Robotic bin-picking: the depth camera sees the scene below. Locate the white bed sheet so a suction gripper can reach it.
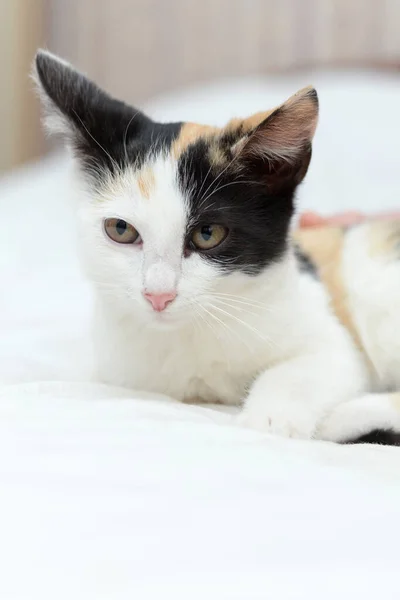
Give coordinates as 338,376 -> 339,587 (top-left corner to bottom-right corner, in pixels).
1,72 -> 400,599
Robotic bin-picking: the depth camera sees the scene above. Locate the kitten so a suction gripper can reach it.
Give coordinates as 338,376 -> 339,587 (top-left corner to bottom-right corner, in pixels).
34,50 -> 400,443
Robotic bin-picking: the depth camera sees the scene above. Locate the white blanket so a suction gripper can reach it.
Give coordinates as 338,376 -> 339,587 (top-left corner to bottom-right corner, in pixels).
1,72 -> 400,599
1,382 -> 400,600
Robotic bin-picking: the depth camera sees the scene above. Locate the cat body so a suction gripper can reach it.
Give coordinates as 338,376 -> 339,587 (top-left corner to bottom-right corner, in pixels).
35,50 -> 400,443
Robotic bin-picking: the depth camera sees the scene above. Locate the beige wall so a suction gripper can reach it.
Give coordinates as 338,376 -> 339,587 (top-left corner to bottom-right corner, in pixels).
0,0 -> 44,173
1,0 -> 399,174
49,0 -> 400,107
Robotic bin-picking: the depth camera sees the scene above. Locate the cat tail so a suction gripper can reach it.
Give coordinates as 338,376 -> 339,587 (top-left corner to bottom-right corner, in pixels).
317,392 -> 400,446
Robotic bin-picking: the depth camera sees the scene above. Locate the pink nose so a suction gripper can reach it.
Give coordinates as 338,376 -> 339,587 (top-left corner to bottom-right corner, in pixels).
143,291 -> 176,312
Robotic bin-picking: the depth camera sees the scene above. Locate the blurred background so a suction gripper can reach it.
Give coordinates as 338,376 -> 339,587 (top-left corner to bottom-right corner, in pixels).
1,0 -> 400,175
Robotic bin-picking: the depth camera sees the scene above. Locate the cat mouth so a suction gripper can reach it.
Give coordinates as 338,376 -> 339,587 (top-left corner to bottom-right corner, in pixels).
145,304 -> 191,329
148,313 -> 182,330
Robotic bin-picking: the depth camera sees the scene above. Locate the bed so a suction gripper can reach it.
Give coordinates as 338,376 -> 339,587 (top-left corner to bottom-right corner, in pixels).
1,71 -> 400,600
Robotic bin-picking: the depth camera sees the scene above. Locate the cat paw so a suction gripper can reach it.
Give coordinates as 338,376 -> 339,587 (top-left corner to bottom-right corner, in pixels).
237,401 -> 316,439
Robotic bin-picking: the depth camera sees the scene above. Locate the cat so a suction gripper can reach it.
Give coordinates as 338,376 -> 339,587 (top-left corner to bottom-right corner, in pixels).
34,50 -> 400,444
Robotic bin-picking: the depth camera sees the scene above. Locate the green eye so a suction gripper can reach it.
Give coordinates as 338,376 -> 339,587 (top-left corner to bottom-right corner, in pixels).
191,224 -> 228,250
104,218 -> 141,244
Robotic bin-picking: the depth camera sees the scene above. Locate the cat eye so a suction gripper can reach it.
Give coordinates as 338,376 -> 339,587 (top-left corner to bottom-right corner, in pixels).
104,218 -> 141,244
191,224 -> 228,250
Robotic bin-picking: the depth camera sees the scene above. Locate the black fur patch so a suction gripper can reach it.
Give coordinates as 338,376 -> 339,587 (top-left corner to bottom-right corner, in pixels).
294,245 -> 318,278
344,429 -> 400,446
35,52 -> 182,179
177,139 -> 298,275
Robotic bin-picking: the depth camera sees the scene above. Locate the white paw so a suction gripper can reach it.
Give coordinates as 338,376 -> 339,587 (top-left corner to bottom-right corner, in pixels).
237,400 -> 316,439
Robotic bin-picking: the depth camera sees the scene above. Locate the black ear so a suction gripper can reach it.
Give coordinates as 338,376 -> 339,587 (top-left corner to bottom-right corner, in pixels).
232,87 -> 319,192
33,50 -> 150,176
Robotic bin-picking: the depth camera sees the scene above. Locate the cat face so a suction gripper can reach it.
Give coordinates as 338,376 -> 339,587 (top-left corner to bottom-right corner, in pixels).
35,50 -> 318,326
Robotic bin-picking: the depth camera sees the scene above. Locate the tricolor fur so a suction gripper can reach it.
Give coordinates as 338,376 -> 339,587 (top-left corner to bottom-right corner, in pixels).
34,50 -> 400,445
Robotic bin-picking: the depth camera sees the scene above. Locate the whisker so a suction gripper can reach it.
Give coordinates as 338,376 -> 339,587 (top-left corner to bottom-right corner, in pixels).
123,110 -> 141,168
202,303 -> 255,355
199,308 -> 240,365
192,303 -> 221,340
196,133 -> 259,208
193,301 -> 236,368
198,179 -> 244,210
198,152 -> 241,206
72,110 -> 121,175
191,307 -> 202,335
195,161 -> 214,200
208,302 -> 278,350
207,297 -> 263,318
210,292 -> 275,311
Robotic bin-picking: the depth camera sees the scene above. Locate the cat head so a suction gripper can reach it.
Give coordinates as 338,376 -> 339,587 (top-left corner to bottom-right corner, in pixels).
34,50 -> 318,326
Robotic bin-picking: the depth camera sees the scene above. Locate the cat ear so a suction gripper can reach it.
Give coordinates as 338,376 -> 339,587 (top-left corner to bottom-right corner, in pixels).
231,87 -> 318,190
33,49 -> 148,174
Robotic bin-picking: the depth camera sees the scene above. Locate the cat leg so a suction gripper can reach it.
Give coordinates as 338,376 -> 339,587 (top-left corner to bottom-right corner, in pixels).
238,351 -> 367,439
317,392 -> 400,443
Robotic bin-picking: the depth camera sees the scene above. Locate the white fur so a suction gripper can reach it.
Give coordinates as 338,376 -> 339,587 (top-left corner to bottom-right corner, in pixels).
239,222 -> 400,439
318,393 -> 400,442
74,153 -> 372,439
315,223 -> 400,440
342,224 -> 400,391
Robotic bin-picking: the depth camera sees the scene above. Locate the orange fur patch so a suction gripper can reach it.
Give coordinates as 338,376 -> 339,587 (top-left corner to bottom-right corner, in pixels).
171,86 -> 317,167
367,221 -> 400,259
207,144 -> 228,167
172,122 -> 219,159
294,226 -> 364,352
137,167 -> 155,199
225,111 -> 273,134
